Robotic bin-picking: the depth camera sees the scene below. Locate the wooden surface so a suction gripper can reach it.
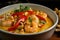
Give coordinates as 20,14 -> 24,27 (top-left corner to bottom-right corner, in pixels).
49,33 -> 60,40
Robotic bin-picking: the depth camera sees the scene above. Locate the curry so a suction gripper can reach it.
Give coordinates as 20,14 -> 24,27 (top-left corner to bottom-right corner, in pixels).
0,5 -> 53,34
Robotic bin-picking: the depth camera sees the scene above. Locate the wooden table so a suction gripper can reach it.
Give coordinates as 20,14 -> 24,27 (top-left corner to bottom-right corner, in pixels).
49,33 -> 60,40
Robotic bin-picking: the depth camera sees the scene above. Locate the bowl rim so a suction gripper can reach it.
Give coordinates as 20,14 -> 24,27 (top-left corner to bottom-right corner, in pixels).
0,3 -> 58,35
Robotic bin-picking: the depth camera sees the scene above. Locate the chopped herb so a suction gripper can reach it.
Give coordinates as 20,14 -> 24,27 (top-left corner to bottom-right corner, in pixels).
20,5 -> 23,9
14,5 -> 30,12
19,5 -> 24,12
24,6 -> 30,11
28,17 -> 32,22
14,9 -> 19,12
40,20 -> 46,24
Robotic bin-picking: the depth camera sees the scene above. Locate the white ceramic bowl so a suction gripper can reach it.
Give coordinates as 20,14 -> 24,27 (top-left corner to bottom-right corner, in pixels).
0,3 -> 58,40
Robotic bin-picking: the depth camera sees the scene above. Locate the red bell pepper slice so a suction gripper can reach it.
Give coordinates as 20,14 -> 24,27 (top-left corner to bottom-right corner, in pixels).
12,11 -> 34,17
8,15 -> 27,31
12,12 -> 24,17
36,15 -> 46,21
27,11 -> 34,16
36,15 -> 46,27
8,19 -> 21,31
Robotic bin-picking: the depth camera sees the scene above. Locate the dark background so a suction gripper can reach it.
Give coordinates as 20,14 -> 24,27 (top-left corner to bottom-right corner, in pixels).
0,0 -> 60,10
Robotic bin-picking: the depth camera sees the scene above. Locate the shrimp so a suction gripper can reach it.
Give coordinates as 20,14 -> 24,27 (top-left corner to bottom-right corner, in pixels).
1,16 -> 14,27
24,23 -> 39,33
24,24 -> 31,33
24,15 -> 39,33
2,20 -> 13,27
31,15 -> 39,24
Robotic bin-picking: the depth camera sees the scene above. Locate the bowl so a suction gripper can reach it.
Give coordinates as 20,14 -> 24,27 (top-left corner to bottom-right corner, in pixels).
0,3 -> 58,40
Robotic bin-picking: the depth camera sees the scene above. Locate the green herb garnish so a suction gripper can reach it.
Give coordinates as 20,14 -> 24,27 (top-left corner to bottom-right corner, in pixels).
19,5 -> 24,12
14,9 -> 19,12
20,5 -> 23,9
14,5 -> 30,12
24,6 -> 30,11
28,17 -> 32,22
40,20 -> 46,24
